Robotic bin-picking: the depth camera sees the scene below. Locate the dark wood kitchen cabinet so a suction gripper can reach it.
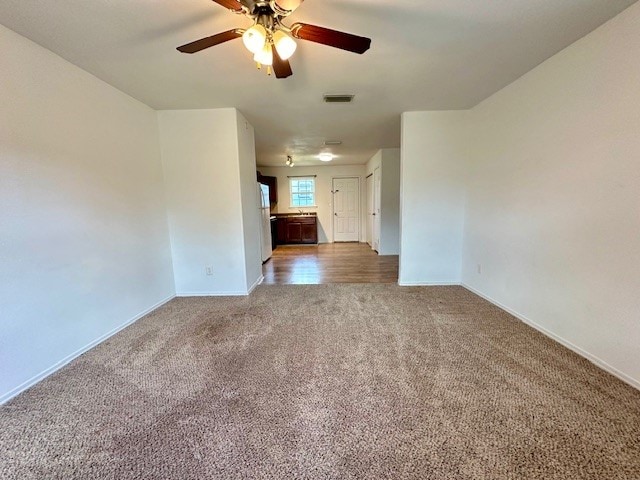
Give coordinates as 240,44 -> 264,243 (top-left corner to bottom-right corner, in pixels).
275,216 -> 317,245
286,222 -> 303,243
276,217 -> 288,243
257,173 -> 278,206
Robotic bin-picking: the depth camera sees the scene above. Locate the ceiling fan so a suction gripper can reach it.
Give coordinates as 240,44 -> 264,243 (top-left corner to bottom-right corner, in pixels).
177,0 -> 371,79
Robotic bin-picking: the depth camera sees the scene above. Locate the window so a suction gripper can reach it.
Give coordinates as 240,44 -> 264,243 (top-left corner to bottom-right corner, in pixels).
290,177 -> 316,207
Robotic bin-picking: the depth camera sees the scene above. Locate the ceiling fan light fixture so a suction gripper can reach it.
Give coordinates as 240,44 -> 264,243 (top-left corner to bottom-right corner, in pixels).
242,24 -> 267,54
177,1 -> 372,80
318,153 -> 334,162
273,30 -> 297,60
254,42 -> 274,66
272,0 -> 304,15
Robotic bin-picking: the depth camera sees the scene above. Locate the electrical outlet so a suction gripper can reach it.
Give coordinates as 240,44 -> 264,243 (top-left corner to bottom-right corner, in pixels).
205,266 -> 214,276
477,264 -> 482,275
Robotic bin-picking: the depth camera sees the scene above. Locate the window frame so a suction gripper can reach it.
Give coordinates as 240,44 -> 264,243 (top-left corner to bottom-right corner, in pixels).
289,176 -> 317,208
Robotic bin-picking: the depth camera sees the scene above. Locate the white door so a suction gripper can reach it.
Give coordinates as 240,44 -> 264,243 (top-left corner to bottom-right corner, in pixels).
372,167 -> 381,252
366,174 -> 374,247
333,177 -> 360,242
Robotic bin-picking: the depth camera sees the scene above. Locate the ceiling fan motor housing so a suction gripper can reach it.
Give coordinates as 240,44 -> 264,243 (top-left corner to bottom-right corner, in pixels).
243,1 -> 289,18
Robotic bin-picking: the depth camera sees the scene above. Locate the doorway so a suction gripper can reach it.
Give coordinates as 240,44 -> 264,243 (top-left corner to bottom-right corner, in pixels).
261,166 -> 399,285
332,177 -> 360,242
371,167 -> 381,252
366,174 -> 374,246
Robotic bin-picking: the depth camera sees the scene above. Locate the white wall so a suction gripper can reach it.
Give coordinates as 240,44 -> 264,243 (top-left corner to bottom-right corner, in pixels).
380,149 -> 401,256
366,149 -> 401,255
236,111 -> 263,291
400,3 -> 640,387
462,2 -> 640,387
399,112 -> 468,285
0,25 -> 175,402
259,164 -> 367,244
158,108 -> 261,296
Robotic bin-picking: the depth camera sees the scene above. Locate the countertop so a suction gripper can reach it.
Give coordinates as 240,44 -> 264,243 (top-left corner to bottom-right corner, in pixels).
272,213 -> 317,217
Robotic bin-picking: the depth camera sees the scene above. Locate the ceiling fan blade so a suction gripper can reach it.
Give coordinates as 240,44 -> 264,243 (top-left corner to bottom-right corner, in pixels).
177,29 -> 243,54
272,48 -> 293,79
211,0 -> 243,12
291,23 -> 371,54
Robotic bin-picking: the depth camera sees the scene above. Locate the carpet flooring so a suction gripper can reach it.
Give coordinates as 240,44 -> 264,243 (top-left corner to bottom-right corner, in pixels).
1,285 -> 639,479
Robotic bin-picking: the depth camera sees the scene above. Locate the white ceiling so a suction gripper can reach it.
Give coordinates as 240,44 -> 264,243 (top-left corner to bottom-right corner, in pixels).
1,0 -> 635,167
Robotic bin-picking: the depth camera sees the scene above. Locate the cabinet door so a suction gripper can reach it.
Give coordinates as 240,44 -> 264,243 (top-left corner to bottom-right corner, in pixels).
266,177 -> 278,205
301,223 -> 317,244
286,222 -> 302,243
276,218 -> 288,244
258,175 -> 278,206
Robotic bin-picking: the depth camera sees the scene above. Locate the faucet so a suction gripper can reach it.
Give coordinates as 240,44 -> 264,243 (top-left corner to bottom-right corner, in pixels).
298,209 -> 304,214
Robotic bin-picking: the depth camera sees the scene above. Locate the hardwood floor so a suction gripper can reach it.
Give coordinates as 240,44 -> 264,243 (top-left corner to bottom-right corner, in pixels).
262,243 -> 399,284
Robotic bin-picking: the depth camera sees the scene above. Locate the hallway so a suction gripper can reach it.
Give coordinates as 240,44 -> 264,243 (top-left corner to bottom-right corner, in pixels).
262,243 -> 398,285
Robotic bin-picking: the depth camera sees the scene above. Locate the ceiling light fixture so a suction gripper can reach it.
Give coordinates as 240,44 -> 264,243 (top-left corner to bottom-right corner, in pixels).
273,30 -> 297,60
254,42 -> 274,67
318,153 -> 334,162
242,24 -> 267,54
243,16 -> 297,76
286,155 -> 295,167
177,1 -> 372,80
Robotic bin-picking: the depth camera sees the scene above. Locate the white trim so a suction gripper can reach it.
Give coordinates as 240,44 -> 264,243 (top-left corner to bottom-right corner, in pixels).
365,173 -> 375,249
398,281 -> 461,286
0,294 -> 176,405
372,166 -> 381,252
289,176 -> 316,208
462,283 -> 640,391
177,292 -> 250,297
176,276 -> 263,297
247,275 -> 264,294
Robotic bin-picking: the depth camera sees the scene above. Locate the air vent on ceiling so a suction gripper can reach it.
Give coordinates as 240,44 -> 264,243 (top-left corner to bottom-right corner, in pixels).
323,94 -> 355,103
324,140 -> 343,146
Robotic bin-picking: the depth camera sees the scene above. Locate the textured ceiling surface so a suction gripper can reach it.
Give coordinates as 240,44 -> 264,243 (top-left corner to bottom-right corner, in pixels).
0,0 -> 636,166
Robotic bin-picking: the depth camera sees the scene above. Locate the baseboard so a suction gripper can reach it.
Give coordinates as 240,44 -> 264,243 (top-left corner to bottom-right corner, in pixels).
0,294 -> 176,405
461,283 -> 640,391
177,276 -> 264,298
248,275 -> 264,294
177,292 -> 251,297
398,281 -> 461,286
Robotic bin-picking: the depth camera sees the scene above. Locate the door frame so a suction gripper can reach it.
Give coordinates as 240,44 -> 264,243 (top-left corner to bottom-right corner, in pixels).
331,176 -> 361,243
366,173 -> 374,247
372,166 -> 381,252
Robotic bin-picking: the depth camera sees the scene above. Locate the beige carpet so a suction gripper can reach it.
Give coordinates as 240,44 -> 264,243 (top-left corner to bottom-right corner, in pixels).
1,285 -> 639,479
